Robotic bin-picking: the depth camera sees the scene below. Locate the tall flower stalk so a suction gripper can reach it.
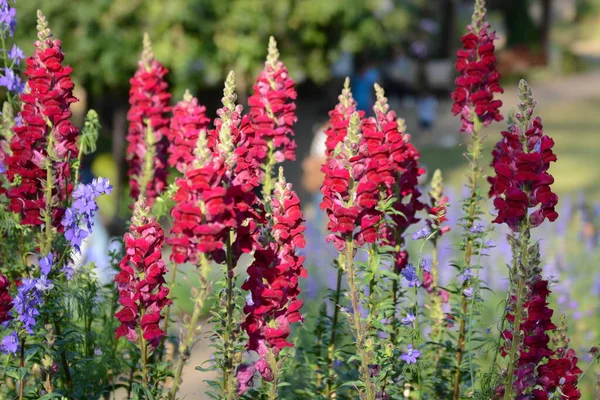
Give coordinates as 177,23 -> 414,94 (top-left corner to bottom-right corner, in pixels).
126,33 -> 171,206
240,167 -> 306,398
319,78 -> 358,396
5,10 -> 79,229
248,36 -> 297,199
449,0 -> 503,397
486,80 -> 581,399
321,111 -> 377,399
115,198 -> 171,383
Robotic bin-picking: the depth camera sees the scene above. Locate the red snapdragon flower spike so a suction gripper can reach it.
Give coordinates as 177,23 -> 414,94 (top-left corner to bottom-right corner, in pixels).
450,0 -> 503,133
248,37 -> 298,163
501,279 -> 582,398
488,82 -> 558,231
0,274 -> 12,324
169,73 -> 261,265
167,90 -> 211,173
323,77 -> 362,157
115,199 -> 171,349
126,34 -> 171,205
168,153 -> 236,264
372,86 -> 425,272
5,12 -> 79,227
242,168 -> 306,379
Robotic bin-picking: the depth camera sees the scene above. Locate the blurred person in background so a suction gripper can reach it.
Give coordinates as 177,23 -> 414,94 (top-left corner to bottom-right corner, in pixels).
351,52 -> 381,114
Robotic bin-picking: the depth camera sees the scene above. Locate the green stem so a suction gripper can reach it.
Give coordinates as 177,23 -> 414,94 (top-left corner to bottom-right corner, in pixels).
222,230 -> 237,400
467,232 -> 486,389
18,338 -> 24,400
139,316 -> 149,383
170,256 -> 210,400
503,228 -> 530,400
262,140 -> 276,200
161,262 -> 179,360
325,263 -> 344,398
345,239 -> 375,400
451,120 -> 482,400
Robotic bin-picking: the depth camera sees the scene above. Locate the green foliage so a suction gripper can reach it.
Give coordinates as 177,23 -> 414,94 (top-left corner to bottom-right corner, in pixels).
14,0 -> 413,96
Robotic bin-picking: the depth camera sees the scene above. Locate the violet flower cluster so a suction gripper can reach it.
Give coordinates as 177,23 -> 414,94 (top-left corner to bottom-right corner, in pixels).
61,177 -> 113,252
0,0 -> 23,94
61,177 -> 112,278
11,253 -> 54,341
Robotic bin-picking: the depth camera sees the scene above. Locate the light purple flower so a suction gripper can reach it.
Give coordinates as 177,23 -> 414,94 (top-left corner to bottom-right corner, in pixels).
401,344 -> 420,364
463,287 -> 474,298
39,253 -> 53,276
461,268 -> 474,283
0,67 -> 23,93
470,223 -> 485,234
412,226 -> 431,241
0,331 -> 19,354
401,264 -> 420,287
8,44 -> 23,65
0,0 -> 16,36
593,274 -> 600,296
61,178 -> 112,270
401,313 -> 415,326
13,278 -> 42,333
0,160 -> 5,174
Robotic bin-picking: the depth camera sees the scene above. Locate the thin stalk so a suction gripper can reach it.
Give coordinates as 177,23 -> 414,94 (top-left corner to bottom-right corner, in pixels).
54,319 -> 73,390
139,315 -> 149,383
451,120 -> 482,400
325,262 -> 344,398
345,239 -> 375,400
262,140 -> 276,200
222,230 -> 237,400
266,349 -> 280,400
467,234 -> 486,389
503,228 -> 530,400
170,256 -> 210,400
18,338 -> 24,400
161,262 -> 179,360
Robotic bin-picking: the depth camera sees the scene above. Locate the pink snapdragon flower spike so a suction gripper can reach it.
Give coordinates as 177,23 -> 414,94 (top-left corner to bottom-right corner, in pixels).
242,168 -> 306,380
5,11 -> 79,227
248,37 -> 297,164
450,0 -> 503,133
115,198 -> 171,349
167,90 -> 211,173
126,33 -> 171,205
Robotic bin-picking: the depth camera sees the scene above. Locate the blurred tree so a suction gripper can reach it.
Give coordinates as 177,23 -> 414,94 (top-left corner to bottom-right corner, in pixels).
14,0 -> 417,98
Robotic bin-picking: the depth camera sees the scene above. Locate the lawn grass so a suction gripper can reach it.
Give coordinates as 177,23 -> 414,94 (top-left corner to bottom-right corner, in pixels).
419,96 -> 600,201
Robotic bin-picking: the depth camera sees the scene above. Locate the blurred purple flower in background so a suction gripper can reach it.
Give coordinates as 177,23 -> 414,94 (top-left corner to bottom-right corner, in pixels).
0,0 -> 16,36
7,43 -> 23,64
401,313 -> 415,326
